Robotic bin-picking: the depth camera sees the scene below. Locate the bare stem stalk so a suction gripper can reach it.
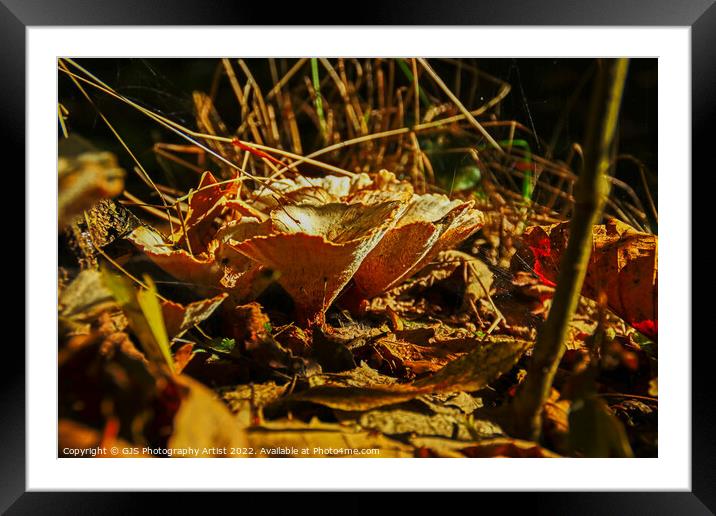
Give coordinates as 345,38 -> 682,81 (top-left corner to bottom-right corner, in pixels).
511,58 -> 630,441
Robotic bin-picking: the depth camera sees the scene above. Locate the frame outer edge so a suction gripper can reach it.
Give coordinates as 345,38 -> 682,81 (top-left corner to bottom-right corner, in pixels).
0,0 -> 27,513
692,1 -> 716,513
0,0 -> 714,26
4,0 -> 712,511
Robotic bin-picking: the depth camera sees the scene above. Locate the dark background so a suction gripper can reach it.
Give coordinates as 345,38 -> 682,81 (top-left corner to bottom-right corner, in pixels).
58,58 -> 657,217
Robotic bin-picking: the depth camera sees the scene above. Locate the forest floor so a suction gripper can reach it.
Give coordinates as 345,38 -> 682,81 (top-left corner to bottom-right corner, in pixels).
57,58 -> 658,458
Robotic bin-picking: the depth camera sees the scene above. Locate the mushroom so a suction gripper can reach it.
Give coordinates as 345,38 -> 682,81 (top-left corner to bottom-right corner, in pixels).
128,220 -> 265,302
349,194 -> 484,300
232,201 -> 405,326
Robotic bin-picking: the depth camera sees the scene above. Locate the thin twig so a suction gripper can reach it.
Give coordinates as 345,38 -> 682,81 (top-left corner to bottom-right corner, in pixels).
417,58 -> 503,154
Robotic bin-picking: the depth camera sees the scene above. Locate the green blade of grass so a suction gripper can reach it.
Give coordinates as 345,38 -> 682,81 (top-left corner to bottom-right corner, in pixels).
311,58 -> 327,141
102,268 -> 174,372
397,58 -> 431,108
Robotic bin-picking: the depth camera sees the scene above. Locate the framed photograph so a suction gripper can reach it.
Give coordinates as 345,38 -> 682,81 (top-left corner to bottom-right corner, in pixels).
6,0 -> 710,512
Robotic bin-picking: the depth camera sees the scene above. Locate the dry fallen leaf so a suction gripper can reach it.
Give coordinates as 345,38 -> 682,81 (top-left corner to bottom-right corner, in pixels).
366,250 -> 495,323
58,269 -> 117,328
372,333 -> 479,375
58,150 -> 125,227
333,392 -> 499,441
221,381 -> 288,427
514,218 -> 657,339
168,375 -> 250,456
161,293 -> 228,340
344,407 -> 479,441
181,171 -> 240,254
58,419 -> 148,457
246,418 -> 415,457
290,336 -> 530,411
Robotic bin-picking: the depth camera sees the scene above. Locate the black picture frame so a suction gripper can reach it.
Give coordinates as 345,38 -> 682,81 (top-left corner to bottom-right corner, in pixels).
4,1 -> 710,513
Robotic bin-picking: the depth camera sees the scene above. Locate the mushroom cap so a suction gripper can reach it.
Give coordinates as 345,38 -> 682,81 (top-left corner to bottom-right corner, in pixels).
181,171 -> 239,253
233,201 -> 406,325
351,194 -> 484,299
251,173 -> 373,211
128,222 -> 264,302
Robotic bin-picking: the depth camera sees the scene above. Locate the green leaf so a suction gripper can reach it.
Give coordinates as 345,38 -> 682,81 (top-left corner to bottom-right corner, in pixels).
207,337 -> 237,355
136,275 -> 173,368
101,268 -> 174,372
450,165 -> 482,192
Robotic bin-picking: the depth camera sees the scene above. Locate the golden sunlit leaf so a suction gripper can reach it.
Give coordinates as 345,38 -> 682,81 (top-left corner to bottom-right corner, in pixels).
168,375 -> 250,456
251,173 -> 373,212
